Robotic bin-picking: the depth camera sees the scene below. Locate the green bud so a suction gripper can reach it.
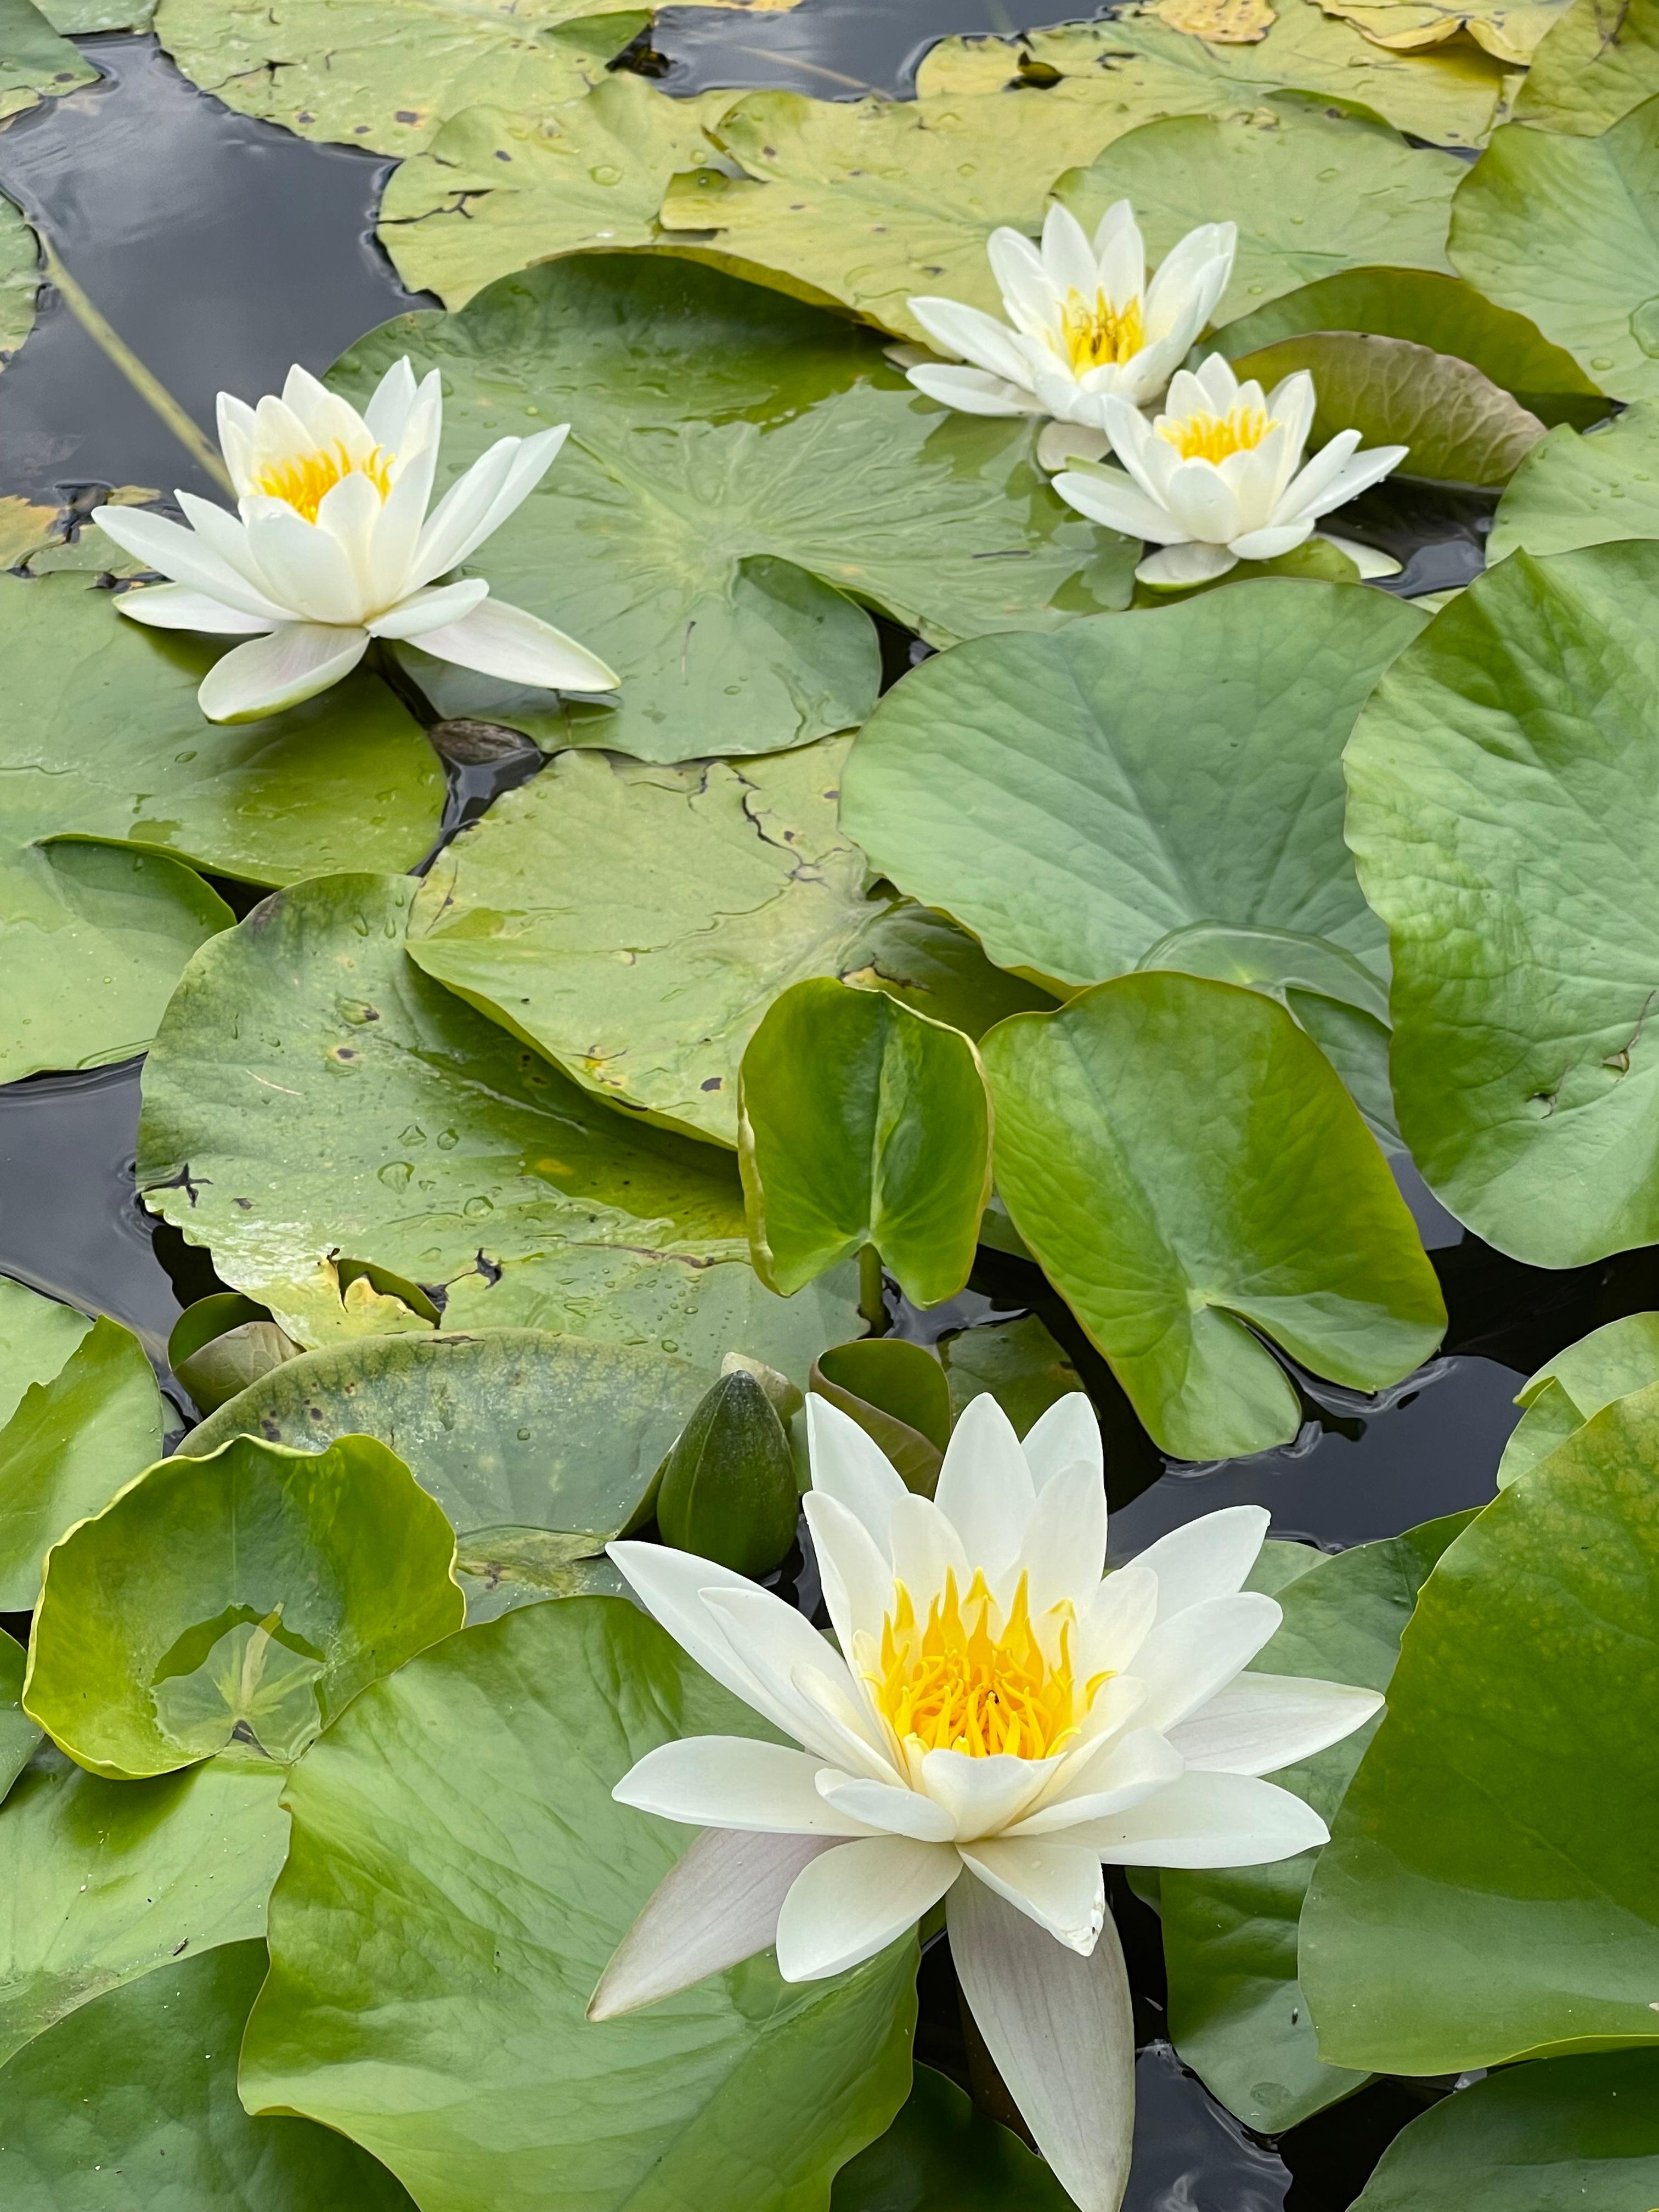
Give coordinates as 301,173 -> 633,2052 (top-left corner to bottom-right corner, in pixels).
655,1370 -> 799,1577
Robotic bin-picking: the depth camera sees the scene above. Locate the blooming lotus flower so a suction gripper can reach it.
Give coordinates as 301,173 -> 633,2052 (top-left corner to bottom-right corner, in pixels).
1055,352 -> 1408,589
592,1391 -> 1380,2212
91,360 -> 618,724
904,201 -> 1236,467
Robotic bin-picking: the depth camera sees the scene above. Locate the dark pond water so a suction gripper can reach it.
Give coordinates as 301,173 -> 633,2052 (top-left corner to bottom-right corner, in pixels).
0,19 -> 1630,2208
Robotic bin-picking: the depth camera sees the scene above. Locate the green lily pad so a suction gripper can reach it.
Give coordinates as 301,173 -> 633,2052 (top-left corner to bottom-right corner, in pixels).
1227,334 -> 1544,486
1489,402 -> 1659,561
0,1743 -> 288,2066
1,189 -> 39,371
1214,267 -> 1607,426
1515,0 -> 1659,133
1302,1381 -> 1659,2073
0,1632 -> 38,1805
0,1315 -> 164,1611
740,979 -> 991,1307
33,0 -> 154,26
913,8 -> 1508,150
156,0 -> 645,155
453,1535 -> 624,1623
379,80 -> 737,303
171,1293 -> 304,1415
326,257 -> 1128,766
406,736 -> 1047,1146
832,2062 -> 1071,2211
938,1314 -> 1084,1435
810,1339 -> 954,1497
0,1939 -> 417,2209
0,574 -> 441,1082
1496,1311 -> 1659,1485
979,974 -> 1445,1460
1451,95 -> 1659,402
184,1329 -> 710,1541
27,1432 -> 465,1779
0,1278 -> 92,1429
1350,2050 -> 1659,2209
136,871 -> 852,1372
840,581 -> 1423,993
238,1598 -> 917,2212
1054,99 -> 1463,330
1344,540 -> 1659,1266
1162,1512 -> 1470,2134
0,0 -> 96,124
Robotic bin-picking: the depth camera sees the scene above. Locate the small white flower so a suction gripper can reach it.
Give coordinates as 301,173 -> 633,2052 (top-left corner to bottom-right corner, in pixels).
593,1393 -> 1379,2210
92,360 -> 618,724
1056,352 -> 1408,589
905,200 -> 1236,466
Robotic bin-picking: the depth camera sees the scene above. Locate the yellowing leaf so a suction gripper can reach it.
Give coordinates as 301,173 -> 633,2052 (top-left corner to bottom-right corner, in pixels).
1154,0 -> 1278,42
1313,0 -> 1572,61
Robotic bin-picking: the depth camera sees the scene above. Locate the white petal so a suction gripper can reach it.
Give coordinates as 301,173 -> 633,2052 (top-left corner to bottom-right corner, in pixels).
1166,1673 -> 1383,1776
905,362 -> 1040,417
587,1828 -> 835,2020
1272,428 -> 1363,521
1164,461 -> 1240,544
1137,541 -> 1236,587
1036,420 -> 1110,470
1009,1728 -> 1184,1837
89,504 -> 288,622
906,296 -> 1036,390
933,1393 -> 1033,1579
1132,1505 -> 1270,1629
408,438 -> 520,585
1193,353 -> 1243,411
1289,442 -> 1410,522
1130,1590 -> 1283,1733
368,380 -> 442,606
916,1748 -> 1057,1842
1018,1460 -> 1107,1620
367,578 -> 490,641
806,1395 -> 907,1553
614,1737 -> 876,1836
790,1662 -> 907,1787
949,1874 -> 1135,2211
415,597 -> 620,691
174,492 -> 291,607
195,623 -> 367,723
1022,1394 -> 1104,1493
802,1489 -> 893,1660
1144,224 -> 1234,337
280,362 -> 365,446
314,467 -> 386,602
1318,531 -> 1401,579
1072,1770 -> 1328,1866
1093,198 -> 1146,309
1054,467 -> 1178,543
1078,1562 -> 1159,1678
608,1540 -> 809,1739
242,502 -> 365,624
112,583 -> 273,635
1228,520 -> 1316,561
216,393 -> 258,494
774,1836 -> 957,1981
957,1837 -> 1104,1952
1266,369 -> 1317,470
706,1586 -> 891,1770
1039,200 -> 1099,304
440,423 -> 569,578
887,1492 -> 971,1613
987,225 -> 1060,340
363,356 -> 420,452
816,1771 -> 956,1842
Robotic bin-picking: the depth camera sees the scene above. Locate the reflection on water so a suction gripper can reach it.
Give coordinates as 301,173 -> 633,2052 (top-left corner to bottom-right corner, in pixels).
150,1601 -> 325,1764
648,0 -> 1107,97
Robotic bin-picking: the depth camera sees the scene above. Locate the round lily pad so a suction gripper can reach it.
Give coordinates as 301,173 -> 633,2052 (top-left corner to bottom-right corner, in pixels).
1514,0 -> 1659,133
1489,400 -> 1659,561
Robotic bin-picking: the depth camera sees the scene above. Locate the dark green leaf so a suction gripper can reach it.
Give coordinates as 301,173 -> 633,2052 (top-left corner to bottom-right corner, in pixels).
656,1369 -> 799,1576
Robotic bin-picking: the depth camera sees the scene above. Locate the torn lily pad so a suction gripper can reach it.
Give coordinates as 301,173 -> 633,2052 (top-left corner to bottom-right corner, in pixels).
1515,0 -> 1659,132
1312,0 -> 1572,63
0,1 -> 95,125
1496,1312 -> 1659,1486
1488,401 -> 1659,560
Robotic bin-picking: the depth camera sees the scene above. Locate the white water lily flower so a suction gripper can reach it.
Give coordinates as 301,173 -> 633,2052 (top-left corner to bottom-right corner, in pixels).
1056,352 -> 1408,589
91,359 -> 618,724
905,201 -> 1235,468
594,1392 -> 1380,2212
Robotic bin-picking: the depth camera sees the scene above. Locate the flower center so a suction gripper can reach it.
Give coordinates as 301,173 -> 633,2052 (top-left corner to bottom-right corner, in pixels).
1058,288 -> 1146,375
253,440 -> 394,524
867,1571 -> 1109,1761
1159,405 -> 1272,466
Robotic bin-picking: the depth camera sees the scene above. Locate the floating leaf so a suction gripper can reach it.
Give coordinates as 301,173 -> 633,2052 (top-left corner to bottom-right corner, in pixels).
1161,1513 -> 1468,2132
1514,0 -> 1659,132
328,262 -> 1128,765
1489,401 -> 1659,560
170,1291 -> 303,1415
0,1278 -> 92,1429
405,736 -> 1047,1145
0,574 -> 441,1082
239,1599 -> 917,2212
1350,2050 -> 1659,2209
1,189 -> 39,371
1496,1311 -> 1659,1485
452,1533 -> 624,1623
1302,1384 -> 1659,2072
0,1940 -> 416,2209
0,0 -> 95,125
1155,0 -> 1277,39
1344,540 -> 1659,1266
1451,96 -> 1659,402
810,1338 -> 955,1496
185,1329 -> 709,1541
832,2063 -> 1071,2211
938,1314 -> 1084,1435
1214,265 -> 1608,425
655,1369 -> 799,1576
33,0 -> 153,26
27,1433 -> 465,1779
1228,332 -> 1544,485
137,872 -> 854,1370
0,1632 -> 37,1804
1055,100 -> 1463,329
0,1744 -> 287,2066
980,974 -> 1444,1460
913,8 -> 1508,148
840,580 -> 1422,992
740,979 -> 992,1307
0,1316 -> 163,1611
1311,0 -> 1572,63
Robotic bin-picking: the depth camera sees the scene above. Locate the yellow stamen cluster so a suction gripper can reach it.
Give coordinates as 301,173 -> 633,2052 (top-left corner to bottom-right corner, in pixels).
1058,288 -> 1146,374
869,1572 -> 1108,1761
1159,405 -> 1272,466
254,440 -> 393,524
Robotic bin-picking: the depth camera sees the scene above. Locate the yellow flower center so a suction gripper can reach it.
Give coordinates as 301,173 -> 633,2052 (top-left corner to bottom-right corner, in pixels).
253,440 -> 393,524
1058,288 -> 1146,375
868,1571 -> 1110,1761
1159,406 -> 1272,466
